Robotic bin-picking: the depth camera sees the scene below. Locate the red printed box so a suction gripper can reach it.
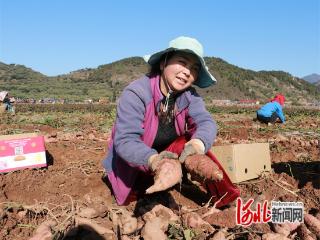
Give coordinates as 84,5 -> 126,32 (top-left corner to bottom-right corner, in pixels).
0,133 -> 47,173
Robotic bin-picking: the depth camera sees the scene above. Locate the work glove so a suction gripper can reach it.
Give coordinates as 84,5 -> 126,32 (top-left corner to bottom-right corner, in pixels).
146,151 -> 181,194
148,151 -> 178,172
179,138 -> 205,163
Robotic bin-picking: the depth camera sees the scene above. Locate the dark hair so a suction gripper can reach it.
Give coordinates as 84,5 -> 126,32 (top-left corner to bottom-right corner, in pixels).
146,51 -> 176,77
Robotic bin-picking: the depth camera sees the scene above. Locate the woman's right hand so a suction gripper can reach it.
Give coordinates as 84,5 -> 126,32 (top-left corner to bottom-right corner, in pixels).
148,151 -> 178,172
146,158 -> 182,194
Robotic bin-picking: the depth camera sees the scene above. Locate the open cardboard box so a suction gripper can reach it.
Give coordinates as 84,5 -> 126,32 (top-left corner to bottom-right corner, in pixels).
0,133 -> 47,173
212,143 -> 271,183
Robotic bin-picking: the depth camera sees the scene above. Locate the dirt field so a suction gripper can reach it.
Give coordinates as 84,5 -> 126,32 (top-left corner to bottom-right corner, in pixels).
0,106 -> 319,239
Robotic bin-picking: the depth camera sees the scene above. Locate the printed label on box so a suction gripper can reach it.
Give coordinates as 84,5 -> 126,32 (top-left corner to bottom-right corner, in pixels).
0,135 -> 47,173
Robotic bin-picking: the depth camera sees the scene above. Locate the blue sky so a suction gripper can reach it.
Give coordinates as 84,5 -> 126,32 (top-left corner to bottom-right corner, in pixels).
0,0 -> 319,78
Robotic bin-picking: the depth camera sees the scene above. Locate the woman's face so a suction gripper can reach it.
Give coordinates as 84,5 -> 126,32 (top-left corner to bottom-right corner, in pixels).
161,52 -> 200,92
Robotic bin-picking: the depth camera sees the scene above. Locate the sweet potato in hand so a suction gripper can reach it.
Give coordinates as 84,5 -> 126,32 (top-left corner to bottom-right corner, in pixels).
146,158 -> 182,194
184,154 -> 223,181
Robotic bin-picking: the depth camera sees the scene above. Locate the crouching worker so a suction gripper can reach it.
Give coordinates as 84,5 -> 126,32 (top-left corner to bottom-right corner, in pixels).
102,36 -> 240,207
256,94 -> 286,124
0,91 -> 15,114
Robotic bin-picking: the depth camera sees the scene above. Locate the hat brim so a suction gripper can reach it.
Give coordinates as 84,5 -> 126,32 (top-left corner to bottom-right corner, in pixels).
144,48 -> 217,88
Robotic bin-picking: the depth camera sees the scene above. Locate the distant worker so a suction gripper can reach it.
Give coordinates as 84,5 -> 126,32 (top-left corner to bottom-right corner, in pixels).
0,91 -> 15,113
256,94 -> 285,124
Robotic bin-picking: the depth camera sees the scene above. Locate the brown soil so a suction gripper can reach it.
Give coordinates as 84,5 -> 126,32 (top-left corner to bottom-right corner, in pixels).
0,115 -> 319,240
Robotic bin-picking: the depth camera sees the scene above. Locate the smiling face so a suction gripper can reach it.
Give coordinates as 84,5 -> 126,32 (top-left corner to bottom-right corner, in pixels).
160,51 -> 200,93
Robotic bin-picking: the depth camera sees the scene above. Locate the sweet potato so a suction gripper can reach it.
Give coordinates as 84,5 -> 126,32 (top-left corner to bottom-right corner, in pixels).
78,207 -> 99,219
82,194 -> 109,218
210,230 -> 226,240
272,224 -> 289,236
184,154 -> 223,181
297,224 -> 314,240
29,220 -> 57,240
141,217 -> 167,240
146,158 -> 182,194
143,204 -> 180,223
110,210 -> 120,233
120,211 -> 138,235
203,207 -> 236,228
304,213 -> 320,238
182,212 -> 214,232
272,222 -> 300,237
141,204 -> 178,240
261,233 -> 291,240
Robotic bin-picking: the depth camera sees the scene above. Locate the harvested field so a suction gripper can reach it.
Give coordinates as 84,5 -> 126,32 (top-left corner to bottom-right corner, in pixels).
0,105 -> 319,239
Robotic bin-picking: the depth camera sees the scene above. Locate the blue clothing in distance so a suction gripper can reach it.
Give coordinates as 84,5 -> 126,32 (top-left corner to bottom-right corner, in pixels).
257,102 -> 285,123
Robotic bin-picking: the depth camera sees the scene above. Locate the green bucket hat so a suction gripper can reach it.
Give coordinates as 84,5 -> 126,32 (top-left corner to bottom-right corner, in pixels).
143,36 -> 217,88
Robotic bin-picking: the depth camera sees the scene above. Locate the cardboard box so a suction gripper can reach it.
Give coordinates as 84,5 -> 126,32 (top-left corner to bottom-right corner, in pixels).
212,143 -> 271,183
0,133 -> 47,173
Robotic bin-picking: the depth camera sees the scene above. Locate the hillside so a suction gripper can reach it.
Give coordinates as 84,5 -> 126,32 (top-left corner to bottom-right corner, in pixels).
0,58 -> 319,103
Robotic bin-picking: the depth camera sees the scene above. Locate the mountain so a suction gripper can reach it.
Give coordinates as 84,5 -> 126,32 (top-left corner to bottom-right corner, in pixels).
0,62 -> 46,81
0,58 -> 319,104
303,73 -> 320,84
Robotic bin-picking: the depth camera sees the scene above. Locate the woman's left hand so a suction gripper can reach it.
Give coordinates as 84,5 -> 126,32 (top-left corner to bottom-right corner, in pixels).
179,139 -> 205,163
